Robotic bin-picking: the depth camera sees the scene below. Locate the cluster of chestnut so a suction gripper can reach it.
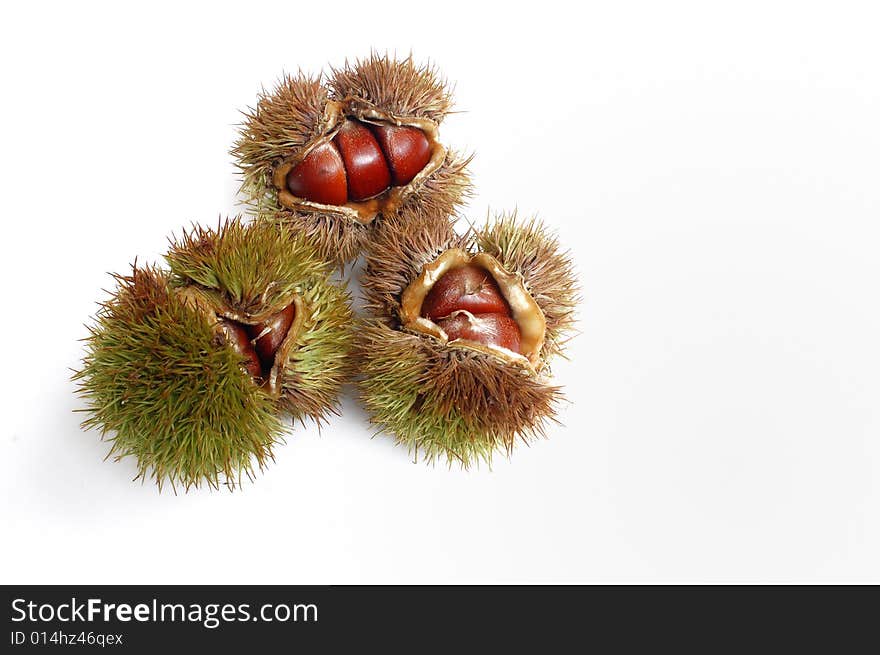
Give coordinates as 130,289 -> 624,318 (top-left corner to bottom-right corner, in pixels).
76,54 -> 577,489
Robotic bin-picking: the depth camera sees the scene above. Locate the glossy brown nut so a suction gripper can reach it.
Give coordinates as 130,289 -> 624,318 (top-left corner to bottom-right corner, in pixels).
247,303 -> 296,369
421,264 -> 510,320
438,312 -> 522,354
286,142 -> 348,205
369,124 -> 432,186
220,320 -> 262,380
333,120 -> 391,201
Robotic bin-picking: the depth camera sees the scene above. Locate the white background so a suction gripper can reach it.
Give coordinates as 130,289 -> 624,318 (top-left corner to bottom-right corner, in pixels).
1,1 -> 878,583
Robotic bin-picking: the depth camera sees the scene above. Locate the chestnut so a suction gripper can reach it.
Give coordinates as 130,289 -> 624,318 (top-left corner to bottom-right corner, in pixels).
333,120 -> 391,201
247,303 -> 296,371
438,312 -> 521,353
285,142 -> 348,206
220,320 -> 262,380
421,264 -> 510,320
370,124 -> 432,186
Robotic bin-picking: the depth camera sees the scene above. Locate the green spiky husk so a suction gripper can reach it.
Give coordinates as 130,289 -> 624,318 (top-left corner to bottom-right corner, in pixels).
357,210 -> 578,465
328,53 -> 453,123
74,266 -> 284,491
356,320 -> 562,466
165,218 -> 355,424
278,277 -> 353,423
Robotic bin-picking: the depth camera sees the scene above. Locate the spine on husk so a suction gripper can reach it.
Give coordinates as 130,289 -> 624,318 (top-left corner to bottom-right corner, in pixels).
232,53 -> 472,265
357,210 -> 578,466
74,218 -> 355,490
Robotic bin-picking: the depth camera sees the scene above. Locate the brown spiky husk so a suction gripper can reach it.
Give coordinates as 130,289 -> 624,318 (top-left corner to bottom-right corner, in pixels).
394,149 -> 473,226
256,149 -> 472,269
357,210 -> 577,465
474,212 -> 578,360
361,209 -> 465,320
357,320 -> 561,466
329,53 -> 453,123
233,72 -> 330,206
259,209 -> 370,269
233,58 -> 471,265
362,209 -> 577,339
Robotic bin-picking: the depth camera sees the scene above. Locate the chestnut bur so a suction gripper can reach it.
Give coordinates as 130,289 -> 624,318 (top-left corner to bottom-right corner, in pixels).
359,212 -> 577,466
75,219 -> 358,490
234,55 -> 473,265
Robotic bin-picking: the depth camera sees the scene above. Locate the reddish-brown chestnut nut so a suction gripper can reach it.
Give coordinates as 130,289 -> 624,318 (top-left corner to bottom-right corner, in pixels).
220,320 -> 263,380
216,301 -> 300,383
332,120 -> 392,201
267,100 -> 451,224
287,118 -> 429,205
246,303 -> 297,371
401,249 -> 547,363
421,264 -> 521,353
421,264 -> 510,320
285,143 -> 348,206
437,312 -> 522,353
369,124 -> 432,186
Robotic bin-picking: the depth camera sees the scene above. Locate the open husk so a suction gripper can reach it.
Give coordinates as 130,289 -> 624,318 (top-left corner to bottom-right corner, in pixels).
357,210 -> 578,466
74,218 -> 356,491
232,53 -> 471,265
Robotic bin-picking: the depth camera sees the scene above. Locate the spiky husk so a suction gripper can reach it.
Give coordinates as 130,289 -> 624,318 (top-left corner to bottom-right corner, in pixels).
329,53 -> 453,123
165,218 -> 354,424
357,210 -> 578,465
361,209 -> 465,320
233,72 -> 329,207
474,212 -> 578,360
394,149 -> 473,226
257,209 -> 369,268
249,150 -> 471,269
232,56 -> 470,265
357,320 -> 562,466
74,266 -> 284,491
